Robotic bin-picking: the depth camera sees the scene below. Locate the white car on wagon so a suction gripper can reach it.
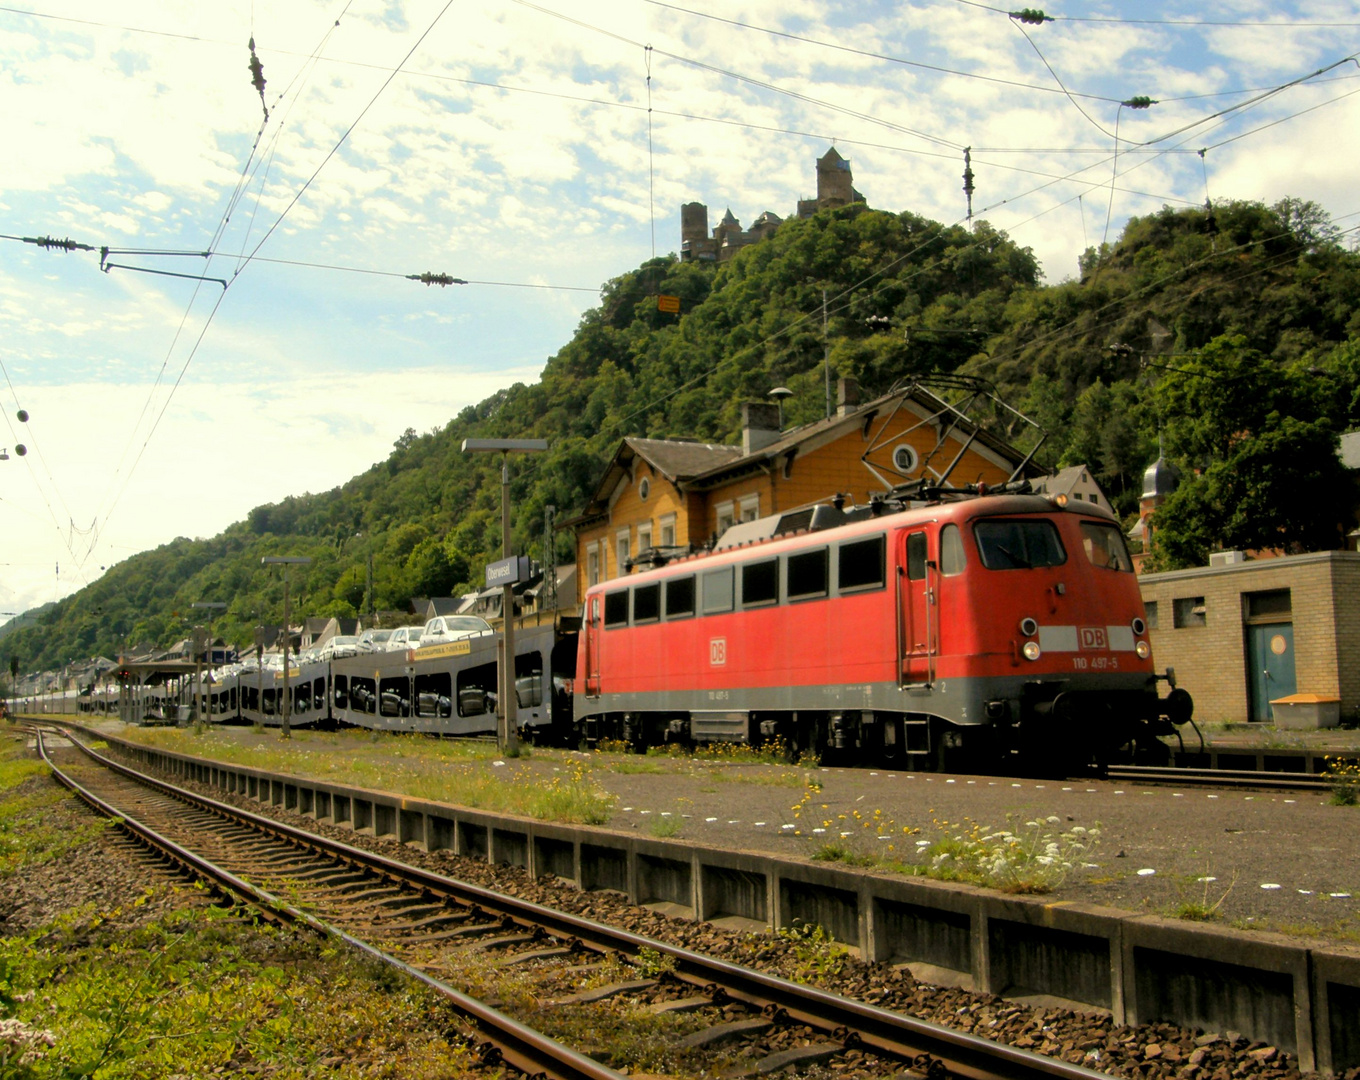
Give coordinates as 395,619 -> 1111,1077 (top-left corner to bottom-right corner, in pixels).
421,615 -> 494,646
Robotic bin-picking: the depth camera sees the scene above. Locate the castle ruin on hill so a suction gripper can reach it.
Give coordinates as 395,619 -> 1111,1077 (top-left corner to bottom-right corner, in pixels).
680,146 -> 866,264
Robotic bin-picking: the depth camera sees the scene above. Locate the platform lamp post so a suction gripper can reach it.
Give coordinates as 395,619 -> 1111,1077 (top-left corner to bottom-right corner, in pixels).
190,601 -> 226,730
261,556 -> 311,739
460,438 -> 548,752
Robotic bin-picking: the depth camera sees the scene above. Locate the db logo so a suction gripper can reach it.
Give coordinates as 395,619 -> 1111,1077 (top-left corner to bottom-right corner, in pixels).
1079,627 -> 1107,650
709,638 -> 727,666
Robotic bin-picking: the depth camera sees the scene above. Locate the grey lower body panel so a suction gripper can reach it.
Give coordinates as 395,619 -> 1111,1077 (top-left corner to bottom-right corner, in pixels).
577,671 -> 1162,729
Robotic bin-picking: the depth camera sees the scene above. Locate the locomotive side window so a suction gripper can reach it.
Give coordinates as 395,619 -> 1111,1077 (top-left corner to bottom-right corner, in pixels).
786,548 -> 829,600
974,520 -> 1066,570
838,535 -> 886,591
633,582 -> 661,623
741,558 -> 779,606
906,532 -> 928,580
1080,522 -> 1133,571
604,589 -> 629,627
665,575 -> 696,618
702,567 -> 734,614
940,524 -> 967,576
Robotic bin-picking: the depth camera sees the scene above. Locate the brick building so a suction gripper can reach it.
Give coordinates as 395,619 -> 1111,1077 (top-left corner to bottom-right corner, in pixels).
1138,551 -> 1360,724
563,380 -> 1038,603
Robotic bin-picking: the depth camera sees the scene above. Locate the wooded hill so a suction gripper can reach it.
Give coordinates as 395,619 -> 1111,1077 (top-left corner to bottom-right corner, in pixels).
8,197 -> 1360,676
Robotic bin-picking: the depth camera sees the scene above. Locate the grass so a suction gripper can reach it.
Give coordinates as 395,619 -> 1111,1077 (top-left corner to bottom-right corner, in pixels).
1170,872 -> 1237,921
0,734 -> 483,1078
647,815 -> 684,839
0,751 -> 109,879
0,902 -> 484,1078
790,781 -> 1102,894
110,726 -> 617,825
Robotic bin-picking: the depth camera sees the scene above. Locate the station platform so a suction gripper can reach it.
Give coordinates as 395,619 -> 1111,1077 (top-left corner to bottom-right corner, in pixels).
42,716 -> 1360,949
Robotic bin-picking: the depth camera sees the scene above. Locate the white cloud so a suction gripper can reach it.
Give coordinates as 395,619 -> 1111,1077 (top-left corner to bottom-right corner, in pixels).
1,0 -> 1357,631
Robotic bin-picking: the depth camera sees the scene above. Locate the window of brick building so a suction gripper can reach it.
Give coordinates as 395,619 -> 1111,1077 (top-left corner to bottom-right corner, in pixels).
1173,596 -> 1206,628
1244,589 -> 1291,620
1144,600 -> 1158,629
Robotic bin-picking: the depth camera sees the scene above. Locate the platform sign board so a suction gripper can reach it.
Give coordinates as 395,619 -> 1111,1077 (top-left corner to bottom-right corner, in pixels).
486,555 -> 533,589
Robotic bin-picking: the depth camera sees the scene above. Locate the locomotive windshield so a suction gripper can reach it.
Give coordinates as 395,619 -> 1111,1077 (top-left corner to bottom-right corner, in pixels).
1080,521 -> 1134,572
974,520 -> 1067,570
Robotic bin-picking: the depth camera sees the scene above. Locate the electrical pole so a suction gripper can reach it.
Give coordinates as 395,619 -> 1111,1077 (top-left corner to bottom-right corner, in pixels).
461,438 -> 548,752
262,557 -> 311,739
823,287 -> 831,421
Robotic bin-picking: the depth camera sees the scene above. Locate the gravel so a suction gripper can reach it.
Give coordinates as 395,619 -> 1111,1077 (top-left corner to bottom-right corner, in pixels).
100,740 -> 1360,1080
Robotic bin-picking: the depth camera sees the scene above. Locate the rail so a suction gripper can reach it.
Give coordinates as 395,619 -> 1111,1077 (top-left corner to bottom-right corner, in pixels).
42,721 -> 1113,1080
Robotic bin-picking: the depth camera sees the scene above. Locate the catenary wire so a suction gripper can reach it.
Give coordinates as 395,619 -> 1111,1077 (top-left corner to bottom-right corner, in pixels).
638,0 -> 1122,102
506,0 -> 964,150
6,0 -> 1348,161
945,0 -> 1360,28
93,1 -> 457,557
87,6 -> 355,559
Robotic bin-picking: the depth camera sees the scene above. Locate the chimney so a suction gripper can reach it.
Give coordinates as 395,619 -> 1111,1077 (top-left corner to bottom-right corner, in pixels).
836,377 -> 860,417
741,401 -> 781,455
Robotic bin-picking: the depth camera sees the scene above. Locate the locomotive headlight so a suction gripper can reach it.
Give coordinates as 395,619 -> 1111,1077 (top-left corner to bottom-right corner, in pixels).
1019,617 -> 1038,637
1135,640 -> 1151,659
1022,641 -> 1042,661
1131,617 -> 1146,636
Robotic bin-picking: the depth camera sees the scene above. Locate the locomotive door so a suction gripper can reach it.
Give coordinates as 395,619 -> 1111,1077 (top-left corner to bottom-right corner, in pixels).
901,530 -> 935,685
584,595 -> 602,697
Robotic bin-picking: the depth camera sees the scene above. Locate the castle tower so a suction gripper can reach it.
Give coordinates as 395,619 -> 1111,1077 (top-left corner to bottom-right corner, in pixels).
681,202 -> 709,245
680,202 -> 717,262
816,147 -> 854,209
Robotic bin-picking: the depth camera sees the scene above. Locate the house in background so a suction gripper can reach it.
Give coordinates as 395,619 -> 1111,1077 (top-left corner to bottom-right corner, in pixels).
562,379 -> 1045,603
1030,465 -> 1114,515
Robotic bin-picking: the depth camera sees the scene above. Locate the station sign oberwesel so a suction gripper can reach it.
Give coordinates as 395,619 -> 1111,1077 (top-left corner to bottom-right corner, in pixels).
486,555 -> 532,588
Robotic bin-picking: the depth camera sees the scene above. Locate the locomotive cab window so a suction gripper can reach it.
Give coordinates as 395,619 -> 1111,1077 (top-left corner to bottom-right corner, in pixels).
632,582 -> 660,623
786,547 -> 829,601
906,532 -> 928,580
837,534 -> 886,591
974,520 -> 1066,570
664,575 -> 695,618
702,567 -> 734,614
940,524 -> 967,576
604,589 -> 629,628
741,558 -> 779,606
1080,522 -> 1133,572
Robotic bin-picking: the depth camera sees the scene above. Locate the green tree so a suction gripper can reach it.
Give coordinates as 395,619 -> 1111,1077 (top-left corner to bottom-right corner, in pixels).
1147,335 -> 1354,567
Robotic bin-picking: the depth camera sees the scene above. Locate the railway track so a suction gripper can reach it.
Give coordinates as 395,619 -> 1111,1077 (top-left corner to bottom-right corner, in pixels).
35,722 -> 1112,1080
1103,764 -> 1334,793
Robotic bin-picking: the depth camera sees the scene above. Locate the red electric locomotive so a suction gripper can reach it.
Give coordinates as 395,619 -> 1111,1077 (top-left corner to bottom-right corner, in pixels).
574,485 -> 1192,772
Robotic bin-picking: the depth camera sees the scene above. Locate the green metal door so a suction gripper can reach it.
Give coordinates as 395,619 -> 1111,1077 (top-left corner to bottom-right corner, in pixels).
1247,623 -> 1295,722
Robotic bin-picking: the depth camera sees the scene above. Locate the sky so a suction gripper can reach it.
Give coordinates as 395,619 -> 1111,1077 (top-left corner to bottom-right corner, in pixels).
2,0 -> 1359,624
